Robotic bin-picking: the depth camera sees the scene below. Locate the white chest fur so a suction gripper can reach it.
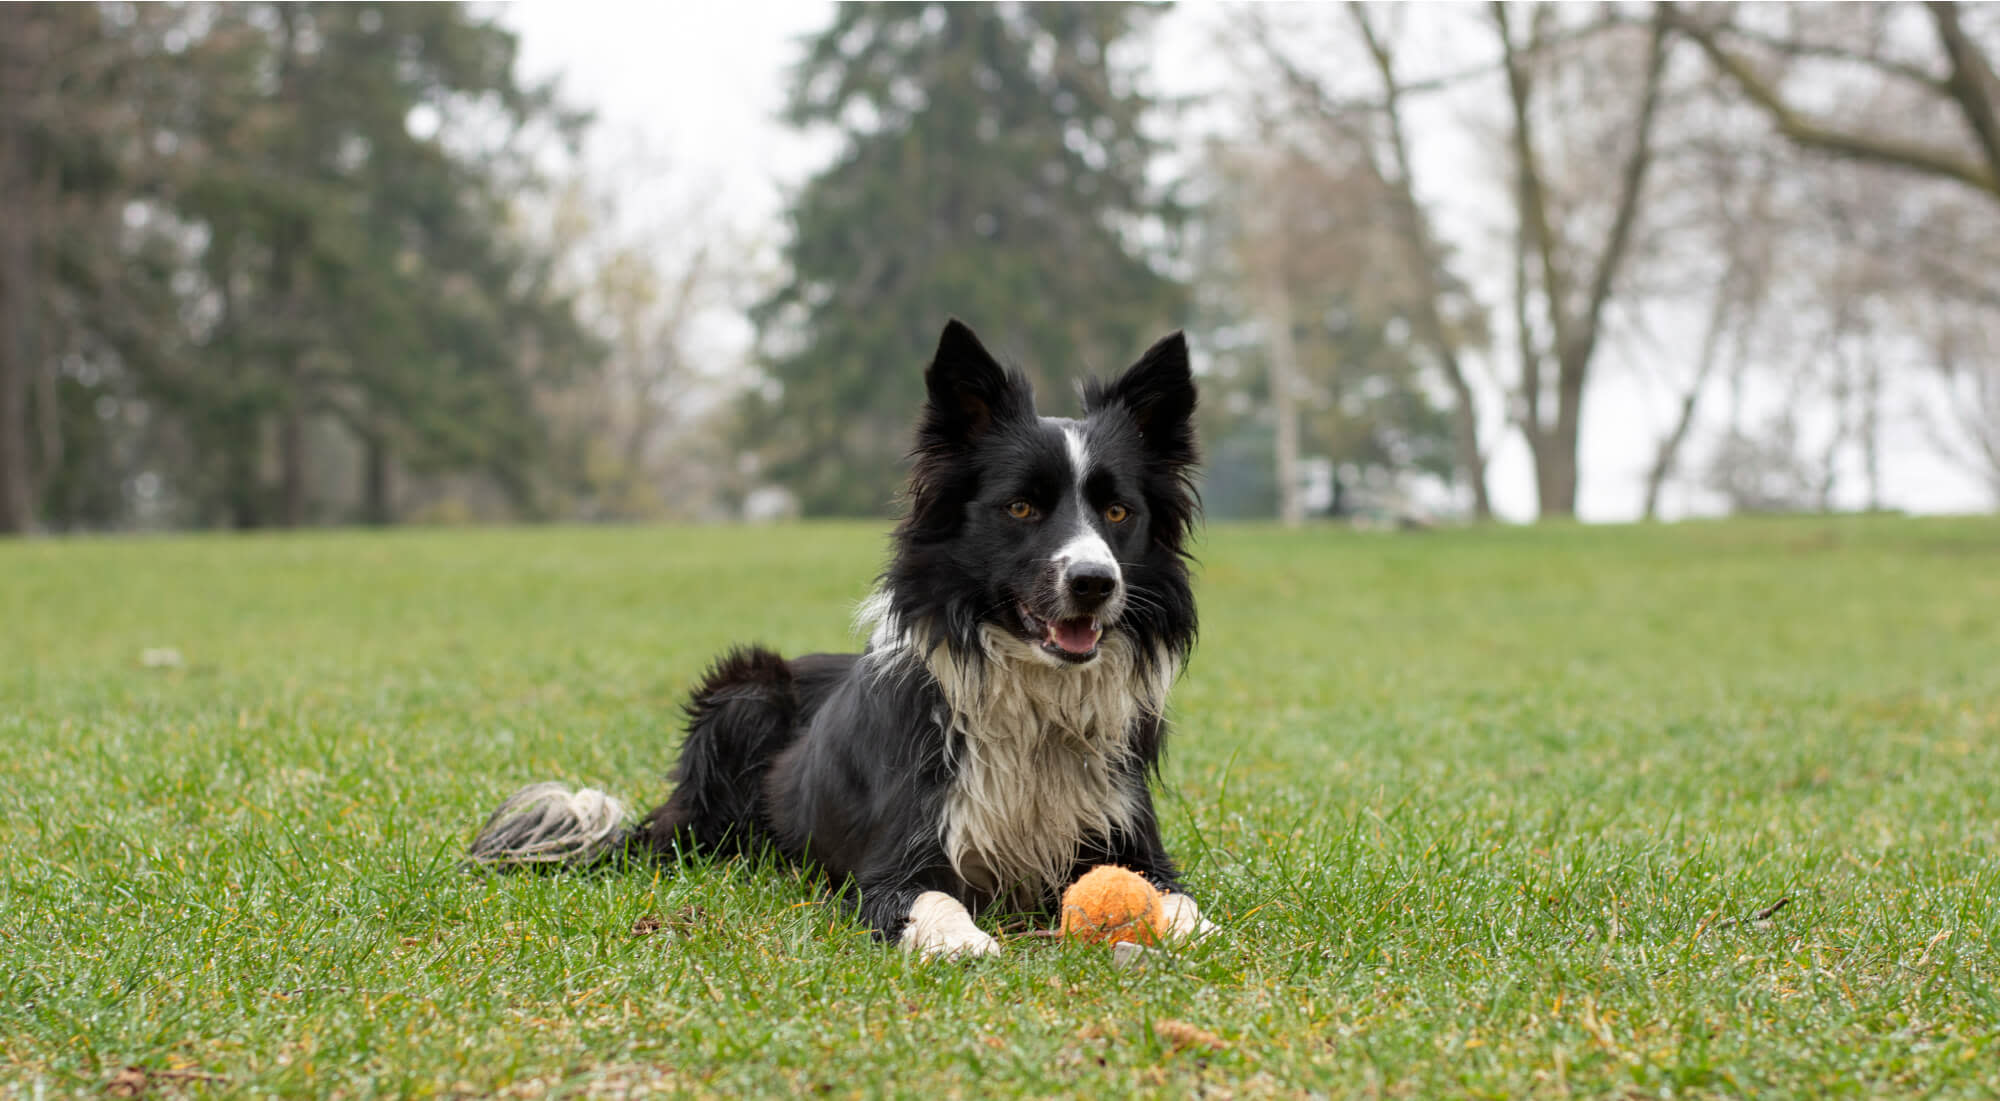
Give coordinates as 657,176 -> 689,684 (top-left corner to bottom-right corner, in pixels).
923,625 -> 1175,903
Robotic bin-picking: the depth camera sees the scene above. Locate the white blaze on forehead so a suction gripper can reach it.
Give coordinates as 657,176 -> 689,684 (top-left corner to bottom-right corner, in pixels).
1057,423 -> 1118,572
1062,422 -> 1091,488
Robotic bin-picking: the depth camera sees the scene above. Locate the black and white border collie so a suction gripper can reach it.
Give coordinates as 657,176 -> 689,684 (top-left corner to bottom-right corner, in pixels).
469,319 -> 1214,959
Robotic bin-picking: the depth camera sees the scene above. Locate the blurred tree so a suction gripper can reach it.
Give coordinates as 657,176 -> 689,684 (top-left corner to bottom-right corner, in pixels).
1347,4 -> 1496,521
535,167 -> 751,522
1235,1 -> 1672,521
1230,1 -> 1999,520
1629,124 -> 1787,521
161,3 -> 596,528
1667,2 -> 2000,511
1495,2 -> 1671,519
751,2 -> 1188,515
0,4 -> 36,532
1667,2 -> 1999,203
1195,139 -> 1464,524
0,2 -> 599,533
0,4 -> 190,533
1240,4 -> 1497,521
1925,306 -> 2000,503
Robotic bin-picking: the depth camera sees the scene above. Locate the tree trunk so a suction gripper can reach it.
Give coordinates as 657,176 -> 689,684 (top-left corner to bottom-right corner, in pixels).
1347,3 -> 1494,520
362,431 -> 393,525
0,8 -> 36,534
1643,278 -> 1738,520
1265,286 -> 1305,528
273,5 -> 308,529
1497,3 -> 1668,522
1445,374 -> 1493,520
279,373 -> 306,527
226,434 -> 262,530
1641,388 -> 1704,522
1540,354 -> 1586,519
1860,352 -> 1883,511
0,220 -> 30,535
1533,432 -> 1579,520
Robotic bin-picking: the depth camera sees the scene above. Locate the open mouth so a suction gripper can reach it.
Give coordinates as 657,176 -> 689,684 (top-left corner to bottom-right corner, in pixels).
1018,604 -> 1102,662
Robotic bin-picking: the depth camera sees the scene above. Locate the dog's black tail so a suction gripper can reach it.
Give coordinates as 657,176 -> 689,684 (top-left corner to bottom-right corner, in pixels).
465,646 -> 799,871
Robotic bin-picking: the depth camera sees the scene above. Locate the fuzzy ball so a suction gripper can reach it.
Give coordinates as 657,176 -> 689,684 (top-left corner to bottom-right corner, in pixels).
1060,865 -> 1166,945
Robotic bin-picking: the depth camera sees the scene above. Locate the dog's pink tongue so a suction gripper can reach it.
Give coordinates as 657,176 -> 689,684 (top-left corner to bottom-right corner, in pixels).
1049,617 -> 1101,654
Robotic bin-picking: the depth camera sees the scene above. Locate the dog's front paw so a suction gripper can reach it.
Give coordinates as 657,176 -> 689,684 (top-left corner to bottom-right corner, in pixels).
902,891 -> 1002,961
1157,893 -> 1219,942
911,925 -> 1002,961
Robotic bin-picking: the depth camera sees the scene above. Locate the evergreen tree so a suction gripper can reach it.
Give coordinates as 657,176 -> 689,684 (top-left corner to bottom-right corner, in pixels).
752,2 -> 1188,515
0,4 -> 190,532
163,2 -> 595,527
1,2 -> 598,532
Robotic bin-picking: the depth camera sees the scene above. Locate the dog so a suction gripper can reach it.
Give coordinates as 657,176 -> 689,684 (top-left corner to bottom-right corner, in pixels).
468,318 -> 1214,959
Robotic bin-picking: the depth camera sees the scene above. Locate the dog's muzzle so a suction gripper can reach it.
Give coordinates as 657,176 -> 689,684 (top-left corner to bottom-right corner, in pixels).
1020,557 -> 1124,664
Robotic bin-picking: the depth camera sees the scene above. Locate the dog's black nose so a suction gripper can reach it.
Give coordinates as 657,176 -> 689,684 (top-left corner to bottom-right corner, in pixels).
1067,563 -> 1119,610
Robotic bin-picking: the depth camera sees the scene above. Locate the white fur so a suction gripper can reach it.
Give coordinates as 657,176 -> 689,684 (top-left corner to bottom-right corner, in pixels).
922,624 -> 1175,908
902,890 -> 1001,960
855,589 -> 901,654
857,589 -> 1181,910
1056,423 -> 1122,608
1061,423 -> 1092,489
466,782 -> 630,867
1055,526 -> 1118,574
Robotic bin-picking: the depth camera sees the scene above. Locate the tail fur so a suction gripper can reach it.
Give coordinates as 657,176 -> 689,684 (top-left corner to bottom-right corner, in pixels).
465,646 -> 799,871
466,781 -> 632,869
634,645 -> 799,857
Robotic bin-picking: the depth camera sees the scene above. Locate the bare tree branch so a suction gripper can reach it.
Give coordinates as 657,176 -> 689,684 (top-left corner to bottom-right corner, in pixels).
1495,2 -> 1575,373
1510,166 -> 1544,447
1664,3 -> 2000,197
1674,16 -> 1950,93
1347,1 -> 1494,519
1497,2 -> 1671,516
1928,1 -> 2000,187
1575,9 -> 1672,374
1642,270 -> 1737,520
1239,6 -> 1626,117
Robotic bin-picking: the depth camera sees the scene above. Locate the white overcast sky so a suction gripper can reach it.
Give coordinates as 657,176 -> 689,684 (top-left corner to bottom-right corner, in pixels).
500,1 -> 1990,521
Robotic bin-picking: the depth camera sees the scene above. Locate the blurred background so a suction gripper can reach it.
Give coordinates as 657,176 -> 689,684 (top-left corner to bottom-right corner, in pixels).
1,1 -> 1995,534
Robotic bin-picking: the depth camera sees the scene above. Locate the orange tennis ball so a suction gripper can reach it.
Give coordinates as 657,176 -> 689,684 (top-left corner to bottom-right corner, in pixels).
1060,865 -> 1166,945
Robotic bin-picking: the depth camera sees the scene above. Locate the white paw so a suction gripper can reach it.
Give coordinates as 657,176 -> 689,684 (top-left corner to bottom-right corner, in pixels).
902,891 -> 1002,961
1157,893 -> 1220,942
912,925 -> 1002,961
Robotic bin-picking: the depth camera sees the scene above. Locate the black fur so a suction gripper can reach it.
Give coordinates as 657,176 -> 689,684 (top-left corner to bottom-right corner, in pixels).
471,319 -> 1203,950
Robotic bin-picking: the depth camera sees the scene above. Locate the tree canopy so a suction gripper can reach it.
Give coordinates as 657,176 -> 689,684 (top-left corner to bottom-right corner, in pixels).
0,2 -> 597,532
748,2 -> 1189,516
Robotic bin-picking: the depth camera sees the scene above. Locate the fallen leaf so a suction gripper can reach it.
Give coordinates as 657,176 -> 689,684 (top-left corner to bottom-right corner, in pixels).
1154,1019 -> 1226,1053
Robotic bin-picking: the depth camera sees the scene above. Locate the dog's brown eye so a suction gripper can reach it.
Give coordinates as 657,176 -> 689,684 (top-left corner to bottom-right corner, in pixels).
1105,504 -> 1130,524
1007,500 -> 1035,520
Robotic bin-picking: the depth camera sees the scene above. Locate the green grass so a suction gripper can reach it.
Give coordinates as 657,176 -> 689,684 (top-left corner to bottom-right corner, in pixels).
3,516 -> 1997,1098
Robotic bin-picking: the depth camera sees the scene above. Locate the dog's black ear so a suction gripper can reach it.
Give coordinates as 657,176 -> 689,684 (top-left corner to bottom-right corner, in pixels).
1085,331 -> 1197,467
922,319 -> 1029,446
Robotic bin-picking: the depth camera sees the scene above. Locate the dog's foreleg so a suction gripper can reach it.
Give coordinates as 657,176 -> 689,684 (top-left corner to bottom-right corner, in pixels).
1072,789 -> 1220,943
900,891 -> 1001,961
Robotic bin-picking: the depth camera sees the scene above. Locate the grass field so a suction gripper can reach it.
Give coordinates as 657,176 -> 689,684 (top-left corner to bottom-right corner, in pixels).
3,516 -> 1997,1098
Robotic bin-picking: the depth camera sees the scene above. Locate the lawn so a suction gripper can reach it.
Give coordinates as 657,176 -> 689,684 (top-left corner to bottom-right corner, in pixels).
3,516 -> 1997,1098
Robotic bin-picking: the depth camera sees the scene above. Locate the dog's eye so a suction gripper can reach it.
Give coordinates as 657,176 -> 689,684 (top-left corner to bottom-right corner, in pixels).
1105,504 -> 1130,524
1007,500 -> 1036,520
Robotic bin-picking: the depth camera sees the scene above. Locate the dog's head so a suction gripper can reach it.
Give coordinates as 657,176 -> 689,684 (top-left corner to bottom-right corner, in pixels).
886,319 -> 1199,670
